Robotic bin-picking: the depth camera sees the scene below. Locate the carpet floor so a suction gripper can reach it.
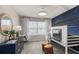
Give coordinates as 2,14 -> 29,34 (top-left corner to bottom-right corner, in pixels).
21,41 -> 75,54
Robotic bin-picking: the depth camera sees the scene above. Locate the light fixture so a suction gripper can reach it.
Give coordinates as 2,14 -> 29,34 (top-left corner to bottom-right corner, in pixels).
38,11 -> 47,16
38,6 -> 47,16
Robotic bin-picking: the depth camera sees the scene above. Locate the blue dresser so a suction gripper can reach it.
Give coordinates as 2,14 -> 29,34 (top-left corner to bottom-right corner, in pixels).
0,39 -> 24,54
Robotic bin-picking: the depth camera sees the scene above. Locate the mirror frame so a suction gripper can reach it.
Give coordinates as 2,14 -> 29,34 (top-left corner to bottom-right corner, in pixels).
0,13 -> 13,35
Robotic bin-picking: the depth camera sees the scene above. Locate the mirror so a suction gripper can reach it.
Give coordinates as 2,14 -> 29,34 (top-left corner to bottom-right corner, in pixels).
1,14 -> 13,31
0,13 -> 13,35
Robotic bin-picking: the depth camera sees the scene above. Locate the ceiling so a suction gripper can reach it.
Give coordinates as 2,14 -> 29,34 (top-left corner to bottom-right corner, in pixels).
0,5 -> 77,18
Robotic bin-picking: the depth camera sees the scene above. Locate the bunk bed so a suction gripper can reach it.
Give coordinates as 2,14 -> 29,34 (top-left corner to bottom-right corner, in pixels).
50,6 -> 79,54
50,25 -> 79,54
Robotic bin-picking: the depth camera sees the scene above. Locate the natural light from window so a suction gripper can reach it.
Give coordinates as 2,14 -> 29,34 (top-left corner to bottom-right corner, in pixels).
28,21 -> 47,35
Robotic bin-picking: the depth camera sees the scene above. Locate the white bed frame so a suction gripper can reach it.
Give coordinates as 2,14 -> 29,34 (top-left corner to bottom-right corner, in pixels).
50,25 -> 79,54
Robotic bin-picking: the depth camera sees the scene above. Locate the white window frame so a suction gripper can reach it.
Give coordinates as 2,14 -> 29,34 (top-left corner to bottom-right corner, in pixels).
28,21 -> 47,36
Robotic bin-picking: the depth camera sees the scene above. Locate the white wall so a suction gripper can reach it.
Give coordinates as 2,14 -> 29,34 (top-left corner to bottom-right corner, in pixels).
20,17 -> 51,41
0,6 -> 20,25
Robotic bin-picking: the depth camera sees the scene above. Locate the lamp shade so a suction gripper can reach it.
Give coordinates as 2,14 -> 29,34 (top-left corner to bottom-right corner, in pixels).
13,25 -> 22,32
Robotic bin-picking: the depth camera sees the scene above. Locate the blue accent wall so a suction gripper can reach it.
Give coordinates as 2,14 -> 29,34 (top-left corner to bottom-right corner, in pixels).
51,6 -> 79,35
68,26 -> 79,35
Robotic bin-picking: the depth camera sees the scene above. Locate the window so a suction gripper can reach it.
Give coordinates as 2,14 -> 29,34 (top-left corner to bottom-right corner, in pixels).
28,21 -> 47,35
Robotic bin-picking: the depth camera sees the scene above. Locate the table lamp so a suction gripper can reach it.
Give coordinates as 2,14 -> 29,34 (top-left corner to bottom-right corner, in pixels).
13,25 -> 22,37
